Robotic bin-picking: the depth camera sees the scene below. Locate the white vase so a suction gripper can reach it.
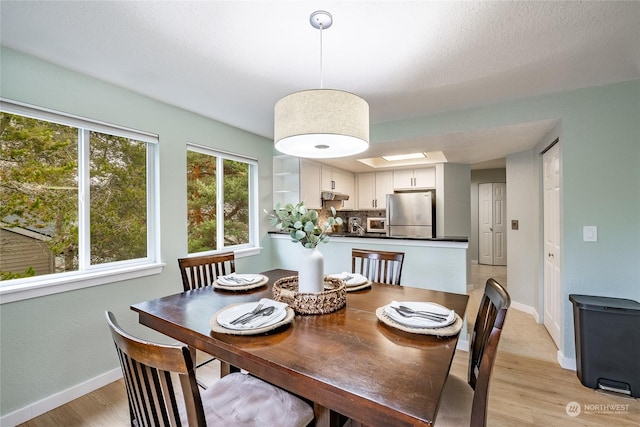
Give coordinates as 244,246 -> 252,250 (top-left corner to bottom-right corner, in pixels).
298,247 -> 324,294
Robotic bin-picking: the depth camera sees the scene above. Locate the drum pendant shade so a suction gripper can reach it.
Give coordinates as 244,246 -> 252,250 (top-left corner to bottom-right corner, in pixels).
273,11 -> 369,159
274,89 -> 369,158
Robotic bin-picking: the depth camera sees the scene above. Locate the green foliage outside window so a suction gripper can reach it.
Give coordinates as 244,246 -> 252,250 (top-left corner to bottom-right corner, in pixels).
0,112 -> 148,279
186,151 -> 250,254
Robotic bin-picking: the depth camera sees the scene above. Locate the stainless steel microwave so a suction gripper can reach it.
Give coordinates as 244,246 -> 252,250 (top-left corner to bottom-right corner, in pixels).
366,217 -> 386,233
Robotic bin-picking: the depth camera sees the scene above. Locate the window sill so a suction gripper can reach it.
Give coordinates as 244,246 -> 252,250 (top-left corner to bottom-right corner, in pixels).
0,262 -> 165,304
234,246 -> 262,258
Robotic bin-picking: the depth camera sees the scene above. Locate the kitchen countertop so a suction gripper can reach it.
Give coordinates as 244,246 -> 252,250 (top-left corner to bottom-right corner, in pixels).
268,231 -> 468,243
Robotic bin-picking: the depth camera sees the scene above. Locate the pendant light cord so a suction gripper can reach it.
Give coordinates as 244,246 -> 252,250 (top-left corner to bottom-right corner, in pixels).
319,24 -> 324,89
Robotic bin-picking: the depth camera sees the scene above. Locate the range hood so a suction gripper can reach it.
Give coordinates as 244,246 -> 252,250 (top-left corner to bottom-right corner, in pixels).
321,191 -> 350,201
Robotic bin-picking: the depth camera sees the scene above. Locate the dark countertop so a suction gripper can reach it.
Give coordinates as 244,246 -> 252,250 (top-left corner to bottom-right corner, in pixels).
268,231 -> 468,243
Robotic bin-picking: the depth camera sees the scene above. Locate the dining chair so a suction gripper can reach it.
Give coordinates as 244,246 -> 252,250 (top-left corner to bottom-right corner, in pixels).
436,278 -> 511,427
351,248 -> 405,285
105,311 -> 314,427
177,252 -> 237,386
178,251 -> 236,291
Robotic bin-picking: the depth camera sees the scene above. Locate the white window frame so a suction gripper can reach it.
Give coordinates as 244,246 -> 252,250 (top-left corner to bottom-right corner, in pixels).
0,99 -> 162,304
186,143 -> 259,257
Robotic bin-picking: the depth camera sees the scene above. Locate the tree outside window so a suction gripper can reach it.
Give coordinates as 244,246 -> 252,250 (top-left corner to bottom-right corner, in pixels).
0,111 -> 150,280
186,147 -> 252,254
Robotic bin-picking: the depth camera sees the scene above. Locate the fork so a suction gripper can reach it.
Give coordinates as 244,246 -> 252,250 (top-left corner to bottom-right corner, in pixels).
230,302 -> 265,325
392,306 -> 448,322
238,306 -> 276,325
223,275 -> 248,283
398,305 -> 449,319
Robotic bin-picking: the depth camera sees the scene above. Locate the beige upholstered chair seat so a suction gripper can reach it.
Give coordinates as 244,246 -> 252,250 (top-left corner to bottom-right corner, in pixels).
435,374 -> 473,426
188,372 -> 314,427
106,311 -> 313,427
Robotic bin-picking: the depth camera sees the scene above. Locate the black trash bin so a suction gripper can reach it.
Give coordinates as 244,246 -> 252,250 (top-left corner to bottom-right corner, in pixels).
569,294 -> 640,397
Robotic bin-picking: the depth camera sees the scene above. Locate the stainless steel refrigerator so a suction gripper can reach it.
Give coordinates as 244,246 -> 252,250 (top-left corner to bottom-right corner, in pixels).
386,191 -> 436,238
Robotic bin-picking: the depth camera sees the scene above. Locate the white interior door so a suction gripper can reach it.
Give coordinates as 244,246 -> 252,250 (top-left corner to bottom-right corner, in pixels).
479,183 -> 494,265
492,183 -> 507,266
479,183 -> 507,265
543,143 -> 562,348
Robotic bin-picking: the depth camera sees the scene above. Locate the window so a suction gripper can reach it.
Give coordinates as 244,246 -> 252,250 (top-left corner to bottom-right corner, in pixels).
186,144 -> 257,254
0,99 -> 160,300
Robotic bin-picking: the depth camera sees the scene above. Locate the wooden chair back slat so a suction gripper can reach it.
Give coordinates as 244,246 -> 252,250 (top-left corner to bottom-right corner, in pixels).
468,278 -> 510,427
351,249 -> 405,285
178,252 -> 236,291
106,311 -> 205,427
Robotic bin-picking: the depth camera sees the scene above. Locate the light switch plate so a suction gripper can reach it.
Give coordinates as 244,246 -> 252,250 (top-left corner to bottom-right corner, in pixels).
583,226 -> 598,242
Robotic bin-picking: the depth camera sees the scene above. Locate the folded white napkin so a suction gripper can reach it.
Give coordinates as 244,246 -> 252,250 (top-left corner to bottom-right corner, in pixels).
383,300 -> 455,328
217,298 -> 288,330
217,273 -> 263,286
328,272 -> 368,286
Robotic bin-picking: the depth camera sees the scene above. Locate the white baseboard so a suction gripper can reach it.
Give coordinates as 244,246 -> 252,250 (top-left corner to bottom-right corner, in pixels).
456,337 -> 469,351
557,350 -> 577,371
509,301 -> 576,371
0,368 -> 122,427
510,300 -> 542,323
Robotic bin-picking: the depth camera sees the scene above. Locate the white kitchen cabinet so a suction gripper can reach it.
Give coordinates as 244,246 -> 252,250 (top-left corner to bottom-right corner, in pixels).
273,156 -> 322,210
376,171 -> 394,207
393,167 -> 436,190
273,155 -> 300,208
321,165 -> 334,192
357,171 -> 393,209
300,159 -> 322,209
321,165 -> 355,209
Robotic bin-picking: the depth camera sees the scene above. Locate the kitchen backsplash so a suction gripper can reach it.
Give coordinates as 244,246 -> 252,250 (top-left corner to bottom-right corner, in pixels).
318,209 -> 385,233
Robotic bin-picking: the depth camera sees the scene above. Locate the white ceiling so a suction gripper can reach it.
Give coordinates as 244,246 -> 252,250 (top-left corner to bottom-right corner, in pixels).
2,1 -> 639,172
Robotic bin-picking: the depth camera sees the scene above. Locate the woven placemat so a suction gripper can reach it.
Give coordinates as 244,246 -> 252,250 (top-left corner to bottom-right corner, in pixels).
375,307 -> 463,336
210,305 -> 295,335
213,275 -> 268,291
343,281 -> 372,292
273,276 -> 346,315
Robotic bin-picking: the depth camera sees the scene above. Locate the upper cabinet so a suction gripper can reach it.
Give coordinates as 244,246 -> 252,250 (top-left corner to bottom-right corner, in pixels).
274,156 -> 354,210
393,167 -> 436,190
357,171 -> 393,209
273,155 -> 301,208
300,159 -> 322,209
321,165 -> 355,209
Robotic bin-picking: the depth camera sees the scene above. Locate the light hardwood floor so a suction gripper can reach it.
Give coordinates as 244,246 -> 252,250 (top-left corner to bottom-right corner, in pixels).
19,265 -> 639,426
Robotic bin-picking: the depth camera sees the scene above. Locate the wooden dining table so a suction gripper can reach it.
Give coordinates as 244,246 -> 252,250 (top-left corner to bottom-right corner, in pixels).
131,269 -> 469,427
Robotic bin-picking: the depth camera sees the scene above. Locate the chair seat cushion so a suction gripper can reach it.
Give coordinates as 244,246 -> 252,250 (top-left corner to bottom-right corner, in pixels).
198,372 -> 314,427
435,374 -> 473,426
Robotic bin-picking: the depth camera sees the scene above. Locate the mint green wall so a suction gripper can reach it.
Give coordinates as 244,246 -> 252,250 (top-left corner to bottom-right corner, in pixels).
372,80 -> 640,360
505,149 -> 540,314
0,47 -> 276,417
2,45 -> 639,418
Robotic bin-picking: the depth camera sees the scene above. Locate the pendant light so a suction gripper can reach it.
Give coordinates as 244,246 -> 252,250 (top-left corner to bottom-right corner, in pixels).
274,11 -> 369,158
